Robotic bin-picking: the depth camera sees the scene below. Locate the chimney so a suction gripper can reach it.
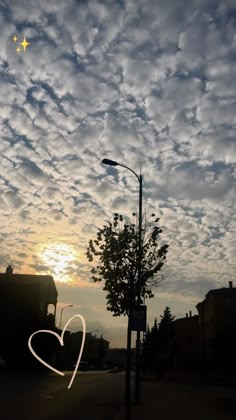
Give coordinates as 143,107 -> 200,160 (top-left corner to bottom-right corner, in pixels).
189,311 -> 192,317
186,313 -> 188,318
6,265 -> 13,275
229,281 -> 233,288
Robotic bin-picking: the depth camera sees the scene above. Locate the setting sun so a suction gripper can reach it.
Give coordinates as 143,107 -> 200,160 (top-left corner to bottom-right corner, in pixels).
38,242 -> 79,283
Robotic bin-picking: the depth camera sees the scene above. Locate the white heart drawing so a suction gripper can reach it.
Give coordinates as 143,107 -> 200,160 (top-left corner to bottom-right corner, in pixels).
28,314 -> 86,389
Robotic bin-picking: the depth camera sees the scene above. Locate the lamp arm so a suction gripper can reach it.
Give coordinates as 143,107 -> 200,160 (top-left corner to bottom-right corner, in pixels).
117,163 -> 140,183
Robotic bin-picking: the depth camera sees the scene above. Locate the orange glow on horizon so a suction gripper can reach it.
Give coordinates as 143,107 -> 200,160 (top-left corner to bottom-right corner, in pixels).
38,242 -> 79,283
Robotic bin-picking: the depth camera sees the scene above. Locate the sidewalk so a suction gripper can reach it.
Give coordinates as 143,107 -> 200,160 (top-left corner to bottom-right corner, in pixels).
114,375 -> 236,420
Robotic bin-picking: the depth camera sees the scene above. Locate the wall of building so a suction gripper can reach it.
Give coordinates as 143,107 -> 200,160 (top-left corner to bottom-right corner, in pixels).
196,284 -> 236,369
172,315 -> 200,369
0,268 -> 58,366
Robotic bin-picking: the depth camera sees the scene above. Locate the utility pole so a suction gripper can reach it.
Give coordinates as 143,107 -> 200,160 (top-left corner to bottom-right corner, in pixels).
101,158 -> 144,410
125,316 -> 132,420
135,173 -> 142,404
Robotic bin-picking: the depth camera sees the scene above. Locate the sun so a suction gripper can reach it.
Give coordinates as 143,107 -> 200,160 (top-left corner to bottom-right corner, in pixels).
38,242 -> 78,283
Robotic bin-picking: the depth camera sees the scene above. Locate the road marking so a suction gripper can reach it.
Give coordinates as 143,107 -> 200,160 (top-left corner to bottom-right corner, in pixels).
40,394 -> 55,399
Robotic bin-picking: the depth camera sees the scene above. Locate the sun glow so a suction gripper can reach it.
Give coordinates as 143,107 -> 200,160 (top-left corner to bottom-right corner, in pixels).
38,242 -> 79,283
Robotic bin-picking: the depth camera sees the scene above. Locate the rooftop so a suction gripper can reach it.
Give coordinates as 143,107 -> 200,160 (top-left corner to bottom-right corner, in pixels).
0,266 -> 58,305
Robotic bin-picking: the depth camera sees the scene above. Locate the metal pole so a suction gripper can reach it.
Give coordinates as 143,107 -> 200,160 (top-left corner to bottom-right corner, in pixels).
125,315 -> 132,420
59,305 -> 73,330
59,308 -> 64,330
101,159 -> 143,407
135,174 -> 142,404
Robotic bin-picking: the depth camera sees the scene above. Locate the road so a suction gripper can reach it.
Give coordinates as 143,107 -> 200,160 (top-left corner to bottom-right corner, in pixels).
0,370 -> 125,420
139,377 -> 236,420
1,369 -> 236,420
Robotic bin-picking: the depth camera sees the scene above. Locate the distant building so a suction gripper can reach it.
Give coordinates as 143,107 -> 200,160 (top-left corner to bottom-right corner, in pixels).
196,281 -> 236,368
107,348 -> 127,369
0,266 -> 58,364
107,348 -> 136,370
68,331 -> 110,369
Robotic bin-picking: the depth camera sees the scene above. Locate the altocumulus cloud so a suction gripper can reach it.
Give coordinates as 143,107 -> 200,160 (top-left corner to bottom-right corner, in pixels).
0,0 -> 236,345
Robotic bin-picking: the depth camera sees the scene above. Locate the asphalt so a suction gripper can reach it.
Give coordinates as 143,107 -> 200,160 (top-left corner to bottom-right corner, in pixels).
0,369 -> 124,420
114,374 -> 236,420
1,369 -> 236,420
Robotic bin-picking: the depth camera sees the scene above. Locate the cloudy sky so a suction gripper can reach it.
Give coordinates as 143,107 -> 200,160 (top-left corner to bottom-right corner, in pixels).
0,0 -> 235,347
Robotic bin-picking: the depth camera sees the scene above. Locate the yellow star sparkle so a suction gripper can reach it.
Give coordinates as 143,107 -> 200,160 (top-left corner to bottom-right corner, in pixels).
19,35 -> 31,53
16,47 -> 21,54
12,35 -> 18,43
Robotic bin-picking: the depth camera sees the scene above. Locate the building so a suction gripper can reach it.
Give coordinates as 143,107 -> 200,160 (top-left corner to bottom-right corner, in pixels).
196,281 -> 236,368
141,281 -> 236,382
0,265 -> 58,365
67,331 -> 110,369
107,348 -> 136,370
172,312 -> 200,369
171,281 -> 236,373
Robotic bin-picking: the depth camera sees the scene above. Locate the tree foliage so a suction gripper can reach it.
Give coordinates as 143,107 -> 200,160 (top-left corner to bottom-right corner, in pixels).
86,213 -> 169,316
142,308 -> 175,374
159,306 -> 175,326
159,306 -> 175,352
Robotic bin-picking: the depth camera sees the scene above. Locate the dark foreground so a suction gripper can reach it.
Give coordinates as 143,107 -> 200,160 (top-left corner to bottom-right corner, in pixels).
0,369 -> 124,420
0,368 -> 236,420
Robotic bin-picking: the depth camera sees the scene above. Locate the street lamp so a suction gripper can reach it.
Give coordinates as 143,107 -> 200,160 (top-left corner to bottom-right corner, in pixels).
102,158 -> 143,408
59,304 -> 74,330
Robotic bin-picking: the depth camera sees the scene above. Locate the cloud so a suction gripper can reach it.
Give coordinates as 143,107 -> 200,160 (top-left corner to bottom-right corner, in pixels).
0,0 -> 235,347
3,190 -> 25,209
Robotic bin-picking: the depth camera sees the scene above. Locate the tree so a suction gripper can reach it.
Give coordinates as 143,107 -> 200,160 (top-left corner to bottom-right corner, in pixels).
141,325 -> 151,370
151,318 -> 159,344
158,306 -> 175,353
159,306 -> 175,327
142,318 -> 160,372
86,213 -> 169,316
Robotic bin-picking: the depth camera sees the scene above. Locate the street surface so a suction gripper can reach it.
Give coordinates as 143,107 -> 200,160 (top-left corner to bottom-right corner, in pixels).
138,377 -> 236,420
1,369 -> 236,420
0,369 -> 125,420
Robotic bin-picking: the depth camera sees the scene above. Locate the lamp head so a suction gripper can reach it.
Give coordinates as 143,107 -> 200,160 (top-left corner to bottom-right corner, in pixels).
102,158 -> 118,166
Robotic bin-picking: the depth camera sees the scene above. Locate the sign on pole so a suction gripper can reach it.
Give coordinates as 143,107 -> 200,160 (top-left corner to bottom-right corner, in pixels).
130,305 -> 146,332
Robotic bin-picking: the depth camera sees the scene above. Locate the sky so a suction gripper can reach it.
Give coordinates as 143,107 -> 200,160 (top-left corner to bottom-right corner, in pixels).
0,0 -> 235,348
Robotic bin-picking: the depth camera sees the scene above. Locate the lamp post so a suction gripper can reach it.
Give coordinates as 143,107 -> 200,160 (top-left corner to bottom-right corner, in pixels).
59,304 -> 74,330
102,158 -> 143,409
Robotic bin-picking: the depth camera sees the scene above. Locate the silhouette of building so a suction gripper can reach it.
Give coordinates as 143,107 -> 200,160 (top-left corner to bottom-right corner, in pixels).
0,266 -> 58,365
68,331 -> 110,369
196,281 -> 236,368
107,348 -> 136,370
143,281 -> 236,382
171,312 -> 200,369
